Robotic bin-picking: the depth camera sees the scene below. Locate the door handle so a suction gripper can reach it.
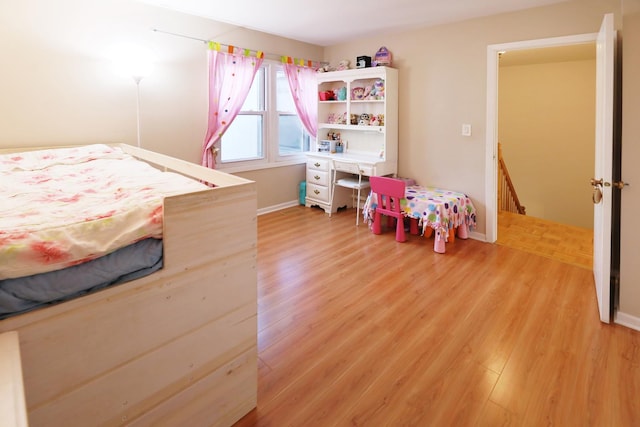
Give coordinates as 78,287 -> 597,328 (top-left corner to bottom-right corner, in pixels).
593,187 -> 603,204
590,178 -> 603,187
613,180 -> 629,190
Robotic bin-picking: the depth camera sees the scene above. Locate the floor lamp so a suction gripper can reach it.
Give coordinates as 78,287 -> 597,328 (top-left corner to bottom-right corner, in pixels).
133,75 -> 144,148
112,44 -> 154,148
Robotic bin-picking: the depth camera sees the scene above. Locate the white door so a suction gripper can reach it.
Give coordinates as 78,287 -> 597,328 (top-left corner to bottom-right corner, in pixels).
592,13 -> 615,323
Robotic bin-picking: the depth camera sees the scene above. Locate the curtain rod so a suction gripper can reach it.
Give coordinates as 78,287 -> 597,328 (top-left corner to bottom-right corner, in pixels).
151,28 -> 327,67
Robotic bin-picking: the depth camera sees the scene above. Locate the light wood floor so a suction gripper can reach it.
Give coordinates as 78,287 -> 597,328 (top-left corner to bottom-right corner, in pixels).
234,206 -> 639,427
497,210 -> 593,270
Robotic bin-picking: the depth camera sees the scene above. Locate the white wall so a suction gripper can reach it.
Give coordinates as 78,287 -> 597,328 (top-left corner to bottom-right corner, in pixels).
618,0 -> 640,327
0,0 -> 322,209
323,0 -> 621,237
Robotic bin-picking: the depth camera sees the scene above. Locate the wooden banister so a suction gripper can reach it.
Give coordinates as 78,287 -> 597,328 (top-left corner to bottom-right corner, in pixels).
498,143 -> 526,215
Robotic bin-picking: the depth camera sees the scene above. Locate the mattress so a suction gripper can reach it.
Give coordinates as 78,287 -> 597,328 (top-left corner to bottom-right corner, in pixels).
0,238 -> 163,319
0,144 -> 208,280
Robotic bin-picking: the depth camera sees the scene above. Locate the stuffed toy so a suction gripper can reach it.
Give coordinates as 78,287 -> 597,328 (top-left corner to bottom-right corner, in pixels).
373,79 -> 385,100
336,59 -> 350,71
358,113 -> 371,126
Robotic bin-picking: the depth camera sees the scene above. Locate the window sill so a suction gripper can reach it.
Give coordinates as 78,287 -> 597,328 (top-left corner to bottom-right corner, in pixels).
217,156 -> 307,174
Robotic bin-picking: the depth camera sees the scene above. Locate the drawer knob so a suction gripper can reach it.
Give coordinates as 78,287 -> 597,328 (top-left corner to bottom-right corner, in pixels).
314,162 -> 321,167
314,189 -> 320,195
314,175 -> 320,180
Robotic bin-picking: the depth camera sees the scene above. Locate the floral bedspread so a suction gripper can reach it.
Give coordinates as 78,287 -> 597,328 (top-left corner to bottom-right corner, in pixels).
0,144 -> 208,280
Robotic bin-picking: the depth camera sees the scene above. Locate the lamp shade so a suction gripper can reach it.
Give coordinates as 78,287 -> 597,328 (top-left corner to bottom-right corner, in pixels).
111,44 -> 155,82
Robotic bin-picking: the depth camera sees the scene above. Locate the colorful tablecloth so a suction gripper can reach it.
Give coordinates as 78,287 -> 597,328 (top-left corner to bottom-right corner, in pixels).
364,185 -> 477,238
402,185 -> 476,236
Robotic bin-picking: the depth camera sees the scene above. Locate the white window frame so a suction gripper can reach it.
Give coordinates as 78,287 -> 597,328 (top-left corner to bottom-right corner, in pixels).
216,60 -> 310,173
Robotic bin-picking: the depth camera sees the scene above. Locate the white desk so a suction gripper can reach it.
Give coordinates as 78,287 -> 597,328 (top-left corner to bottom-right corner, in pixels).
305,152 -> 396,214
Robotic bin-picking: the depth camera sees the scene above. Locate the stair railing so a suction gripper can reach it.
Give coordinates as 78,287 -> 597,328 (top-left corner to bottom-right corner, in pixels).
498,143 -> 526,215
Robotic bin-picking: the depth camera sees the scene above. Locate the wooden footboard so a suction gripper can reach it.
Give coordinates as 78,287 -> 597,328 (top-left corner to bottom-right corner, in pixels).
0,332 -> 28,427
0,144 -> 258,426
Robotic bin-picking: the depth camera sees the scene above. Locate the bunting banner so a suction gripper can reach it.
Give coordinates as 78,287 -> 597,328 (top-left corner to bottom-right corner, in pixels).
206,40 -> 265,59
281,56 -> 320,68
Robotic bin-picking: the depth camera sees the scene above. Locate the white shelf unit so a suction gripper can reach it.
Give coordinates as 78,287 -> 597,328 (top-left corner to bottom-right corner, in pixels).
306,66 -> 398,214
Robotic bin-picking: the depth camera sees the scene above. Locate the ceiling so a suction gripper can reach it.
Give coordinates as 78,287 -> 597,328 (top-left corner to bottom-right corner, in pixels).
138,0 -> 569,46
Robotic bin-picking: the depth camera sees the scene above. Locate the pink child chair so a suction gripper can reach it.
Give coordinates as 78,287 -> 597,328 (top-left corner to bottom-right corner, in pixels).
369,176 -> 407,242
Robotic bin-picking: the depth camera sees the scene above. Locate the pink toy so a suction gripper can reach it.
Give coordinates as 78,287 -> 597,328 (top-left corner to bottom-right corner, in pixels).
373,79 -> 385,99
374,46 -> 392,67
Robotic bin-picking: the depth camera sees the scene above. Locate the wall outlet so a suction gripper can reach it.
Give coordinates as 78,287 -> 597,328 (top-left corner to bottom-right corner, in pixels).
462,124 -> 472,136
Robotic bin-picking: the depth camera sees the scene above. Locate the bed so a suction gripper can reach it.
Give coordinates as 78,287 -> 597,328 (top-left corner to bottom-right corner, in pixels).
0,143 -> 258,426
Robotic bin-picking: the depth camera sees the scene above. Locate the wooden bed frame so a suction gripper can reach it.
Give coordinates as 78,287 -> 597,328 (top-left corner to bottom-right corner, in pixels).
0,144 -> 257,426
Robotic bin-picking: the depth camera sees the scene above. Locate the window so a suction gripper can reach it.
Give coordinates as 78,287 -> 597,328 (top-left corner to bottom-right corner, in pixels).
219,68 -> 265,163
219,60 -> 311,171
276,69 -> 311,156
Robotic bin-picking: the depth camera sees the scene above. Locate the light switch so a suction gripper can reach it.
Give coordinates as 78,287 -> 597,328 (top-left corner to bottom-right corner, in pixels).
462,124 -> 472,137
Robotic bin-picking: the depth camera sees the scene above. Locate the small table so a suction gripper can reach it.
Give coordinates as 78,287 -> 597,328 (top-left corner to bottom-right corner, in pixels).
365,185 -> 477,253
402,186 -> 476,252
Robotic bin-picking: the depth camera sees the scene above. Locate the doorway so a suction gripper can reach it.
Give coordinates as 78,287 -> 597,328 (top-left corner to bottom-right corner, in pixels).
494,43 -> 596,269
485,33 -> 599,245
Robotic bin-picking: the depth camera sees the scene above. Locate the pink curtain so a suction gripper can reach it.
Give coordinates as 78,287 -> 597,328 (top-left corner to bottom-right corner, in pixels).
201,46 -> 264,168
283,62 -> 318,138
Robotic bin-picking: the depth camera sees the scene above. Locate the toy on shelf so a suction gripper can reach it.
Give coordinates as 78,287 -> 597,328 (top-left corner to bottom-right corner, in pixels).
373,47 -> 392,67
318,90 -> 335,101
358,113 -> 371,126
317,59 -> 351,73
327,130 -> 341,142
327,112 -> 347,125
351,86 -> 365,100
356,56 -> 371,68
336,59 -> 350,71
370,79 -> 385,100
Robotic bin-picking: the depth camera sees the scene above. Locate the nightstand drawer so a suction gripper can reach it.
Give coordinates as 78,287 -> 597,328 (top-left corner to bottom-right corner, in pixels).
306,169 -> 329,187
307,158 -> 329,172
306,183 -> 330,202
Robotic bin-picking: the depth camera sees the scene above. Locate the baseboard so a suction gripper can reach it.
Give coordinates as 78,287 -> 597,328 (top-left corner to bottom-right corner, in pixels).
258,200 -> 300,216
469,231 -> 486,242
257,204 -> 489,244
614,311 -> 640,332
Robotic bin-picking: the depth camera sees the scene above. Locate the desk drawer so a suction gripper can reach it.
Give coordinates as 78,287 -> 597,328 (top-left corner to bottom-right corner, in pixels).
360,165 -> 375,176
306,169 -> 329,187
307,158 -> 329,172
306,183 -> 329,202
